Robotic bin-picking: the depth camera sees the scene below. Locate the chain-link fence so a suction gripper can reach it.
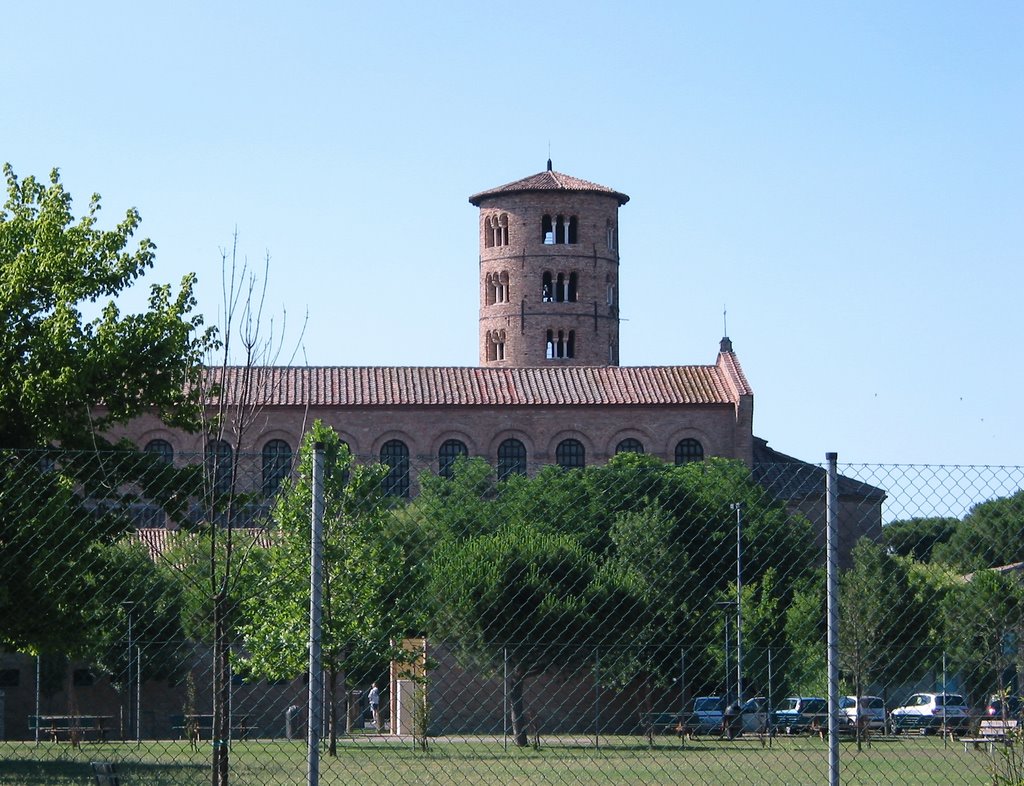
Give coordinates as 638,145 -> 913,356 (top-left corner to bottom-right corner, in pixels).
1,438 -> 1022,785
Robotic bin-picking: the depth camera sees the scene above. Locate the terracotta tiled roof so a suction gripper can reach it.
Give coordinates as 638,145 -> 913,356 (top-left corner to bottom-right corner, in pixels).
469,167 -> 629,206
717,347 -> 753,398
203,365 -> 739,408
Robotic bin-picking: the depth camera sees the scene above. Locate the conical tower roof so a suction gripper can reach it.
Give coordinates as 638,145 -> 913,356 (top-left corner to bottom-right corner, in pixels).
469,160 -> 629,206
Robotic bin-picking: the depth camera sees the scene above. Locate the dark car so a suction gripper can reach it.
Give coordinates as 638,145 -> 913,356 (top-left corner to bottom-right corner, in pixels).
773,697 -> 828,735
986,695 -> 1023,719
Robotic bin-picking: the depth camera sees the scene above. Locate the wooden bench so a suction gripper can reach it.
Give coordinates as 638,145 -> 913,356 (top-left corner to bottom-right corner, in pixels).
170,714 -> 253,745
961,718 -> 1019,752
29,715 -> 112,744
639,712 -> 689,737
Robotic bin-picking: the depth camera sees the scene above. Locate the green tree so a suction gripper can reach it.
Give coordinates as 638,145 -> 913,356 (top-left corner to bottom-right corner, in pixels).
236,422 -> 416,754
882,517 -> 960,563
942,569 -> 1024,703
0,164 -> 210,449
430,519 -> 617,747
933,491 -> 1024,571
0,165 -> 212,656
735,568 -> 788,702
784,571 -> 828,696
839,538 -> 898,744
418,452 -> 816,739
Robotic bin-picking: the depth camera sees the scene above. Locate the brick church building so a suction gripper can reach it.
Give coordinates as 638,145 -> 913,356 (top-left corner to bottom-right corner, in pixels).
119,161 -> 758,483
0,163 -> 883,742
115,161 -> 882,559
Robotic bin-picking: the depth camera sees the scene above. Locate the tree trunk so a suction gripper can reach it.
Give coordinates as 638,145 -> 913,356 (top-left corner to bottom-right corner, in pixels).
327,669 -> 338,757
212,596 -> 230,786
509,664 -> 529,747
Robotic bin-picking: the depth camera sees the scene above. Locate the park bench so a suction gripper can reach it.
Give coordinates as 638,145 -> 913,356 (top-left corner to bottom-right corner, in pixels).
961,718 -> 1019,752
29,715 -> 112,744
91,761 -> 121,786
170,713 -> 254,743
639,712 -> 689,737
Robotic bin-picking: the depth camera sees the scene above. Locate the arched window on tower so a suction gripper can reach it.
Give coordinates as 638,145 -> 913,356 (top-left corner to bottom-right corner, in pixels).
675,438 -> 704,465
606,219 -> 617,251
568,272 -> 578,302
262,439 -> 293,498
486,271 -> 509,306
555,273 -> 566,303
486,329 -> 506,361
542,271 -> 554,302
606,274 -> 616,307
438,439 -> 468,479
545,330 -> 575,359
542,215 -> 554,244
497,438 -> 527,479
380,440 -> 410,497
556,439 -> 585,469
486,214 -> 510,248
542,214 -> 578,244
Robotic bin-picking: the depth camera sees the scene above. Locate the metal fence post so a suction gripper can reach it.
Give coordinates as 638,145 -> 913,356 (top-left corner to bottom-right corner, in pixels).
826,452 -> 840,786
308,442 -> 325,786
594,646 -> 600,751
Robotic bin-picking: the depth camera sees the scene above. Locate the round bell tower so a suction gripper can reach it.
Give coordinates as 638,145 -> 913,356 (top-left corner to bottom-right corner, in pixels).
469,161 -> 629,367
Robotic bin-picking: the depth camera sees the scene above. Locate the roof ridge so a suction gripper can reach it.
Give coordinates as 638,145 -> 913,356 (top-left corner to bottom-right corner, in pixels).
203,365 -> 739,408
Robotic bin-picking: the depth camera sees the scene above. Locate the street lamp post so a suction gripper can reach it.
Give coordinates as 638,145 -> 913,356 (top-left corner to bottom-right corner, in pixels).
731,502 -> 743,703
125,603 -> 135,741
713,600 -> 738,704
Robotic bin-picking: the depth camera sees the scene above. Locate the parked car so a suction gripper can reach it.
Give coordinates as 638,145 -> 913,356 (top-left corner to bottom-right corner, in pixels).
838,695 -> 886,730
688,696 -> 724,735
740,696 -> 770,734
890,692 -> 970,735
773,697 -> 828,734
986,695 -> 1023,719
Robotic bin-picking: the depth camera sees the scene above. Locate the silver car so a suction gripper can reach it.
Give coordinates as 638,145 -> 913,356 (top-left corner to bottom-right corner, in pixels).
890,692 -> 969,735
839,695 -> 886,730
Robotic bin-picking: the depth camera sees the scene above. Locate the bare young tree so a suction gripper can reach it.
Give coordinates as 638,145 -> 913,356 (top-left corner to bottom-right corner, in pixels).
196,232 -> 306,786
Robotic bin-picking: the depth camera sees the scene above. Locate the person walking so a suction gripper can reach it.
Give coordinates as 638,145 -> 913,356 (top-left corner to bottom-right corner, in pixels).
368,682 -> 381,731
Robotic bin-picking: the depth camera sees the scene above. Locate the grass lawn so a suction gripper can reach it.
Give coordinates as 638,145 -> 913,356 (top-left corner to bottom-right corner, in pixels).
0,734 -> 1002,785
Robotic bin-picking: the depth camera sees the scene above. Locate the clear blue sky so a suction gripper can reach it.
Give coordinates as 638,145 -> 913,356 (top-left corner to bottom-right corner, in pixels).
4,1 -> 1021,467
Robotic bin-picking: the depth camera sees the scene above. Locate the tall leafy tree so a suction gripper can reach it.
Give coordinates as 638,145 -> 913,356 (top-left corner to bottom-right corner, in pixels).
236,422 -> 416,754
419,453 -> 816,741
882,517 -> 960,563
933,491 -> 1024,571
431,519 -> 620,747
839,539 -> 894,724
942,568 -> 1024,702
0,164 -> 210,449
0,164 -> 212,656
